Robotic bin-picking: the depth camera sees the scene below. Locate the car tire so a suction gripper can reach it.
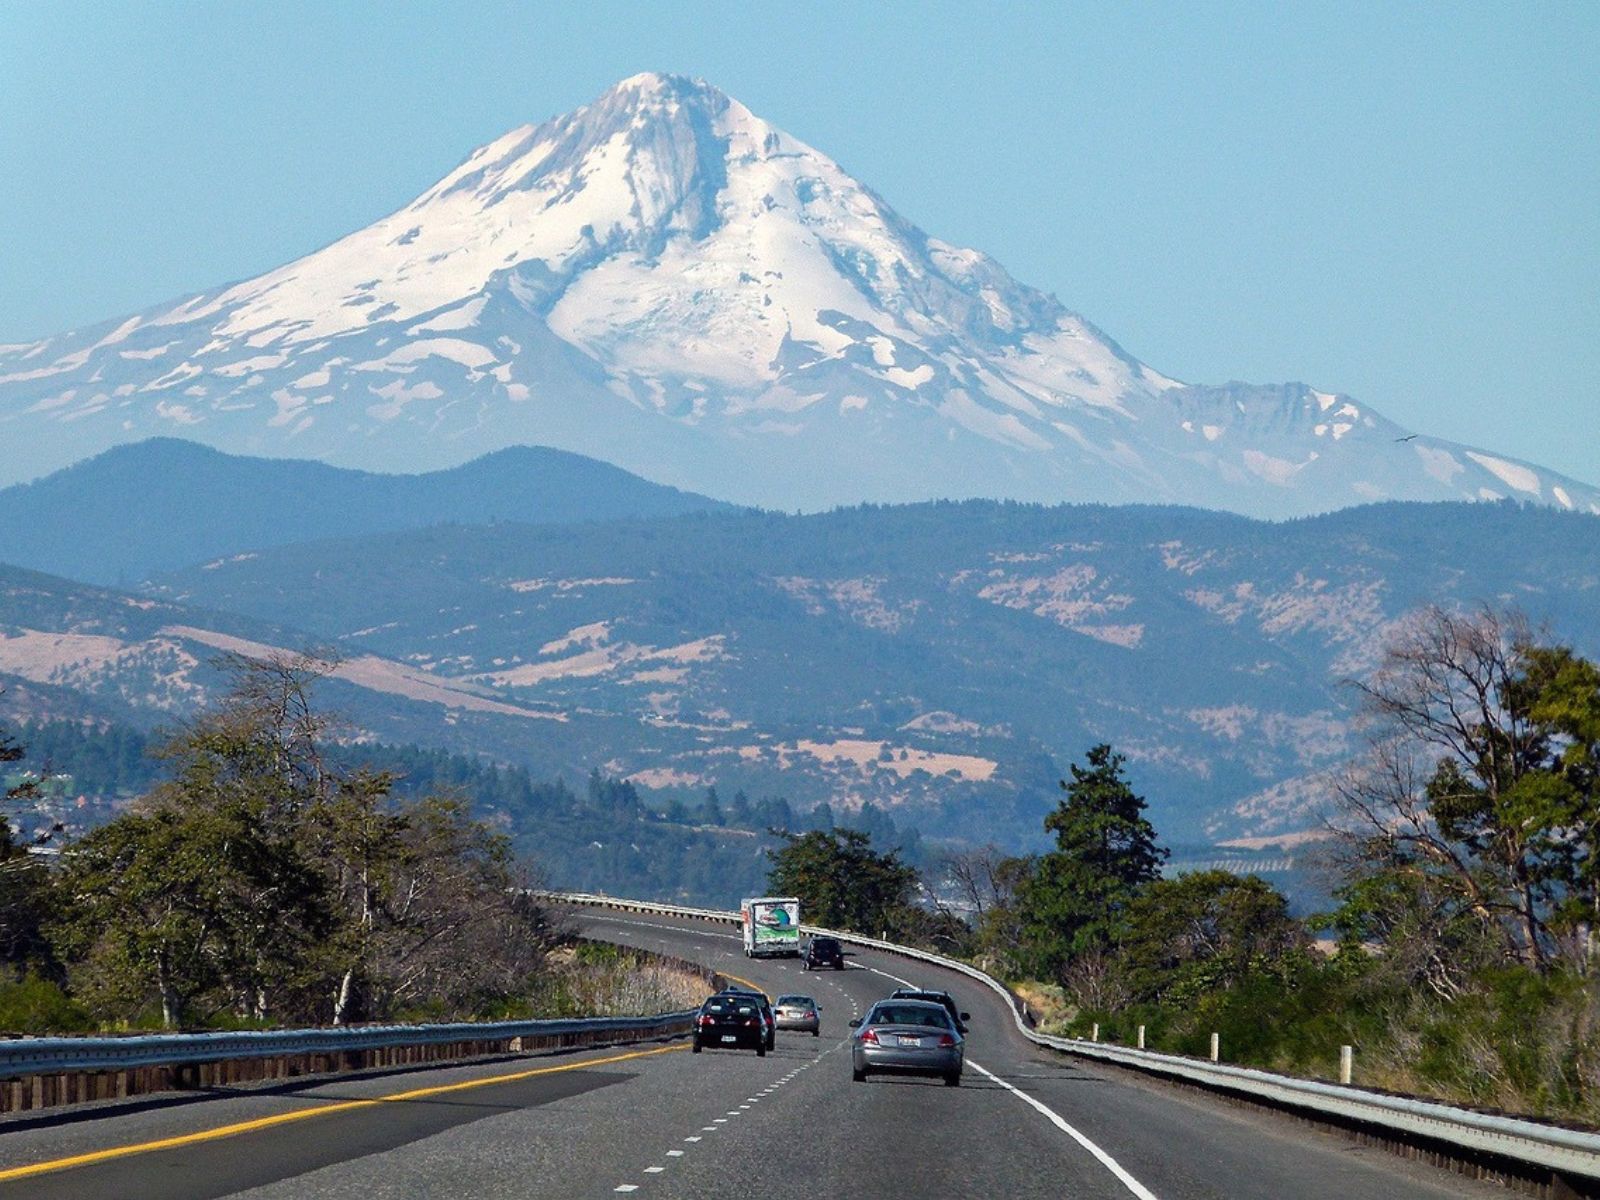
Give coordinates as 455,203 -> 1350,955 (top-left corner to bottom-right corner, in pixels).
944,1072 -> 961,1088
692,1040 -> 702,1054
756,1043 -> 766,1057
812,1029 -> 819,1037
852,1067 -> 867,1083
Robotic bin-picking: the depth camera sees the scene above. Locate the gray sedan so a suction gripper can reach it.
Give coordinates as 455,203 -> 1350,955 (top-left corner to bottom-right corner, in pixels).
850,999 -> 963,1086
773,993 -> 821,1035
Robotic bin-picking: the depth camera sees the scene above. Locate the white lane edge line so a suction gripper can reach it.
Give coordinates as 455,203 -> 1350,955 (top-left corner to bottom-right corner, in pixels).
968,1060 -> 1159,1200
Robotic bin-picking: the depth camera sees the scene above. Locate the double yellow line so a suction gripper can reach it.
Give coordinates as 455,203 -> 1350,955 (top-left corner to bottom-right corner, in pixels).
0,1042 -> 686,1185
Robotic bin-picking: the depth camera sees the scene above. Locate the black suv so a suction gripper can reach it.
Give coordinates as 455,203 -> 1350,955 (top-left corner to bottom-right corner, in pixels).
693,992 -> 768,1055
889,988 -> 970,1033
803,936 -> 845,970
714,986 -> 776,1050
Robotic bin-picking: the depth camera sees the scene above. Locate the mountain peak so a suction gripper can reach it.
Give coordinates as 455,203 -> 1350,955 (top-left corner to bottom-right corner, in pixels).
602,70 -> 723,106
2,76 -> 1595,517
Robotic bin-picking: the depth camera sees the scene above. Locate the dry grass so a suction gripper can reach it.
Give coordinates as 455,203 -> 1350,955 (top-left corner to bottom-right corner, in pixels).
533,944 -> 711,1018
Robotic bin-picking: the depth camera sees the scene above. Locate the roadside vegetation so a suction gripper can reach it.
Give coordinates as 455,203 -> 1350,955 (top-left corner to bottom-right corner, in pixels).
7,601 -> 1599,1127
772,604 -> 1600,1125
0,653 -> 568,1032
528,942 -> 712,1020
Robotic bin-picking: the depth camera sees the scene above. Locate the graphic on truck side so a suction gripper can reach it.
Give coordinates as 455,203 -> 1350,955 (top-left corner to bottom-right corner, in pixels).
742,897 -> 801,956
753,903 -> 796,942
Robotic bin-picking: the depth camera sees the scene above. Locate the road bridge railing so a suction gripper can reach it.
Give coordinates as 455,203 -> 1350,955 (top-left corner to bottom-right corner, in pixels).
553,890 -> 1600,1195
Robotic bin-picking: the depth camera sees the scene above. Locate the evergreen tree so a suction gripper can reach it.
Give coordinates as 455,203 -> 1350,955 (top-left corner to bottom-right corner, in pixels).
765,827 -> 918,933
1018,743 -> 1166,975
701,787 -> 725,827
0,721 -> 56,975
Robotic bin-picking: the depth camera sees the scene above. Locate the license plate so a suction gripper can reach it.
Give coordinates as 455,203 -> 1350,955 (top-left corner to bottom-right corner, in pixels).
721,1035 -> 737,1043
897,1036 -> 921,1047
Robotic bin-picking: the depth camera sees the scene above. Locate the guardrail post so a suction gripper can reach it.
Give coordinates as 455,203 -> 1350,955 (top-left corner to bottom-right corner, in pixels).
1340,1044 -> 1353,1085
1210,1032 -> 1220,1063
1137,1024 -> 1145,1050
1091,1023 -> 1100,1042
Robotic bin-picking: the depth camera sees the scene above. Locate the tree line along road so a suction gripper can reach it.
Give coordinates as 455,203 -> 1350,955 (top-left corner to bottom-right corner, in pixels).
0,907 -> 1514,1199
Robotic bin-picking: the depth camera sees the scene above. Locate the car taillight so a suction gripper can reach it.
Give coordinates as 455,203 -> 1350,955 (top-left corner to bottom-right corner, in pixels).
745,1018 -> 757,1026
938,1034 -> 956,1048
860,1028 -> 879,1045
698,1014 -> 714,1026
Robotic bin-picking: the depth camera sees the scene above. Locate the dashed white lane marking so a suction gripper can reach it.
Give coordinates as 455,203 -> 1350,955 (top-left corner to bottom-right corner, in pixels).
667,1150 -> 685,1157
684,1136 -> 701,1142
968,1061 -> 1160,1200
644,1166 -> 665,1174
583,914 -> 742,942
614,1188 -> 637,1194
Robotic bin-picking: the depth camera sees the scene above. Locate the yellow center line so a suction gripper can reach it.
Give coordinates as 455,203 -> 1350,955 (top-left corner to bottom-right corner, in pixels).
0,1042 -> 686,1185
720,971 -> 769,998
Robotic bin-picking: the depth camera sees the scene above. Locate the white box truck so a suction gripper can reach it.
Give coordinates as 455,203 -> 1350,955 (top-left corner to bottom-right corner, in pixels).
741,896 -> 801,958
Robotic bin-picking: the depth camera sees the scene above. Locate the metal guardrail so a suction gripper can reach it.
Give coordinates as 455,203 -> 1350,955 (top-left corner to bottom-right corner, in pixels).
550,890 -> 1600,1185
0,1012 -> 694,1080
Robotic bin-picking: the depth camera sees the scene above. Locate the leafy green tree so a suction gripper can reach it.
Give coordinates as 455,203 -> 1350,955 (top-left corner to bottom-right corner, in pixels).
339,793 -> 550,1020
1116,871 -> 1302,1005
1522,646 -> 1600,951
312,768 -> 411,1024
55,802 -> 308,1027
1017,744 -> 1166,976
1340,607 -> 1600,971
53,653 -> 553,1027
766,827 -> 918,933
0,720 -> 57,976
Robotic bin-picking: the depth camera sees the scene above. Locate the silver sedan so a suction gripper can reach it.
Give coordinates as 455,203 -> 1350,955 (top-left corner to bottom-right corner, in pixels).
773,993 -> 821,1035
850,999 -> 963,1086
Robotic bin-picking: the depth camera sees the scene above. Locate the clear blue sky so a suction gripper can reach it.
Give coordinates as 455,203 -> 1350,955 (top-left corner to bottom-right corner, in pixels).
3,1 -> 1596,484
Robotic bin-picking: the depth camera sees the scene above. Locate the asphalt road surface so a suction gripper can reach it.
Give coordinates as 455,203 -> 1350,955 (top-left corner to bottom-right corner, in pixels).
0,907 -> 1509,1198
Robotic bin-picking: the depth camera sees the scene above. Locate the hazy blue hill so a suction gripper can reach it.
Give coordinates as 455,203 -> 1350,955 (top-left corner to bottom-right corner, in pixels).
138,497 -> 1600,847
0,438 -> 732,585
5,498 -> 1597,859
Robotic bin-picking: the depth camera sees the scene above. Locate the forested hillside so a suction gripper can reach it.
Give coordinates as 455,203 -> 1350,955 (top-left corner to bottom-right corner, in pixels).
3,498 -> 1596,861
3,718 -> 923,905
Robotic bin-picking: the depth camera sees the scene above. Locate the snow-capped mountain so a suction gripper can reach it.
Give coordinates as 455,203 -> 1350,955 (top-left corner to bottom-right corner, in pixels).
2,72 -> 1594,515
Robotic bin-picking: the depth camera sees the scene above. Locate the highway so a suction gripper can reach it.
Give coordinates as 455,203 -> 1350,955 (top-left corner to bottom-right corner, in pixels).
0,907 -> 1507,1198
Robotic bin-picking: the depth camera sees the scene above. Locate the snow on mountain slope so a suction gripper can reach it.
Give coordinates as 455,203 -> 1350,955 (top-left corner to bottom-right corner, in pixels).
2,72 -> 1595,516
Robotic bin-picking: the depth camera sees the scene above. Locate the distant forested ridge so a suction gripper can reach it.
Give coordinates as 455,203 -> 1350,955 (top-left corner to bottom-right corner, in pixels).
6,719 -> 923,907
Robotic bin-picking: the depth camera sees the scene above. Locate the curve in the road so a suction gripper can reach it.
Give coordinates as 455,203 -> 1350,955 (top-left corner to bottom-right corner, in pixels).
0,907 -> 1509,1199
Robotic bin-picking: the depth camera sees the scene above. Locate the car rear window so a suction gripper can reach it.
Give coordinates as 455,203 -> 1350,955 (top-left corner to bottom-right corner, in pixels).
776,995 -> 810,1006
869,1005 -> 951,1029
